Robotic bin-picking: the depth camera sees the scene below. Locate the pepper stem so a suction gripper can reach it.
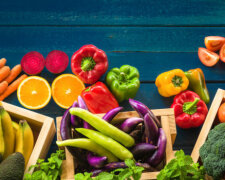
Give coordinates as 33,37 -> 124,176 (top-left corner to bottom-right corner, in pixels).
183,98 -> 200,115
172,75 -> 183,87
81,57 -> 96,72
119,72 -> 127,82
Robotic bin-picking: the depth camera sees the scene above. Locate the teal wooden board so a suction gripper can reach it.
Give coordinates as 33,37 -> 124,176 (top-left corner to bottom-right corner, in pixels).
2,51 -> 225,81
1,27 -> 225,52
0,0 -> 225,26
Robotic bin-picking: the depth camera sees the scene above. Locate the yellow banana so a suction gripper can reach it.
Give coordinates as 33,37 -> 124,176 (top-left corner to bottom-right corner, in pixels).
15,120 -> 34,166
0,116 -> 5,157
12,121 -> 19,134
0,103 -> 15,159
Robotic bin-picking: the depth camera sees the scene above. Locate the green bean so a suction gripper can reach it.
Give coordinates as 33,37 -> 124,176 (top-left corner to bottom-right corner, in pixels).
76,128 -> 133,160
69,108 -> 135,147
56,138 -> 118,162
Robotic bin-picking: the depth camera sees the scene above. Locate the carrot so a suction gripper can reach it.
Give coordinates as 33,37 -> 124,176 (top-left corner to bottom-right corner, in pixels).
0,81 -> 8,95
0,74 -> 28,101
5,64 -> 22,84
0,58 -> 7,69
0,66 -> 10,82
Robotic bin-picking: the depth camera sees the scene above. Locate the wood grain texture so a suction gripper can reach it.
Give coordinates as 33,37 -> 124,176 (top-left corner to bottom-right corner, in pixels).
0,0 -> 225,26
1,27 -> 225,53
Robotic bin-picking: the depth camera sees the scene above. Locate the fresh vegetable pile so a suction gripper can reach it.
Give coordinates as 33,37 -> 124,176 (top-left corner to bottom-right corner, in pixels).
56,97 -> 167,177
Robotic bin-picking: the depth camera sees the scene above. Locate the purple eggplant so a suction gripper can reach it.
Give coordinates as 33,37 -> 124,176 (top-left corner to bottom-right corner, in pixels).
119,117 -> 143,133
87,153 -> 107,168
129,99 -> 161,127
148,128 -> 167,167
144,113 -> 158,144
91,169 -> 103,177
77,96 -> 92,129
60,108 -> 88,169
70,101 -> 79,127
102,107 -> 123,122
104,162 -> 155,171
132,143 -> 157,160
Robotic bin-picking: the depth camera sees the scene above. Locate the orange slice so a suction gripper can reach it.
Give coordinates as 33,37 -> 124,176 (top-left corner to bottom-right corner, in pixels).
51,74 -> 85,109
17,76 -> 51,109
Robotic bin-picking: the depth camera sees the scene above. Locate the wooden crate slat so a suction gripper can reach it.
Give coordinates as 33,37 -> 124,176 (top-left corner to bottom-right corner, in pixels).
191,88 -> 225,163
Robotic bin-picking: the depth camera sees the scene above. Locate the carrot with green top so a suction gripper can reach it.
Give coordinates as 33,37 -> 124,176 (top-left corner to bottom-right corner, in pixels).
0,58 -> 7,69
0,74 -> 27,101
0,66 -> 10,82
5,64 -> 22,84
0,81 -> 8,95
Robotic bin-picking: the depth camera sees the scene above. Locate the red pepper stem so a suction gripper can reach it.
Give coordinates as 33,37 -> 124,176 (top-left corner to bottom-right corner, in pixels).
81,57 -> 96,72
183,98 -> 200,115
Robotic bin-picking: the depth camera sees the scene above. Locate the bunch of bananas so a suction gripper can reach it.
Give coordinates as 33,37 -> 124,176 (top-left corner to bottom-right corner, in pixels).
0,102 -> 34,166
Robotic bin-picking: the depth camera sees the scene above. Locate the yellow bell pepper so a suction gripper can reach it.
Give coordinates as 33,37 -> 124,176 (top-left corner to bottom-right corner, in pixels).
155,69 -> 189,97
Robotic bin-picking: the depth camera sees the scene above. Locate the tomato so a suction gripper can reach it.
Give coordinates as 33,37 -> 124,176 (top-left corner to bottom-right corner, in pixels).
219,43 -> 225,63
204,36 -> 225,52
218,102 -> 225,123
198,47 -> 219,67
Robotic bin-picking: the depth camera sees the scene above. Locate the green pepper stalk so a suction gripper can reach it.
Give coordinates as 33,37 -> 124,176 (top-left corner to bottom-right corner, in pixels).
185,68 -> 210,104
105,65 -> 140,102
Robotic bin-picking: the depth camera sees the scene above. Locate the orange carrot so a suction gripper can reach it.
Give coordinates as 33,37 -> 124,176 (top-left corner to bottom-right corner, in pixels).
5,64 -> 22,84
0,74 -> 28,101
0,81 -> 8,95
0,66 -> 10,82
0,58 -> 7,69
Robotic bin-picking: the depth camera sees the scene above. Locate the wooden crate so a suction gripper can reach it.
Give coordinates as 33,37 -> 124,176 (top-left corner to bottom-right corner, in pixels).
191,88 -> 225,179
56,108 -> 177,180
1,101 -> 56,174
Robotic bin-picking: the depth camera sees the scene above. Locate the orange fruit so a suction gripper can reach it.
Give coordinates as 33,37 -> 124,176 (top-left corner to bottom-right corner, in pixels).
51,74 -> 85,109
17,76 -> 51,109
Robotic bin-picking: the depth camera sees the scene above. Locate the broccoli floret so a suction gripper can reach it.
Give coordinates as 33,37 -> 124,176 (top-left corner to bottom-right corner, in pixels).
199,123 -> 225,180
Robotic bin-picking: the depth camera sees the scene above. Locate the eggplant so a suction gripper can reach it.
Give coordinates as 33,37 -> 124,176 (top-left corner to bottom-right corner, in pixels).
77,96 -> 92,129
102,107 -> 123,122
132,143 -> 157,160
129,129 -> 143,144
91,169 -> 103,177
70,101 -> 79,127
129,99 -> 161,127
148,128 -> 167,167
60,108 -> 88,169
119,117 -> 143,133
104,162 -> 155,171
144,113 -> 158,144
87,153 -> 107,169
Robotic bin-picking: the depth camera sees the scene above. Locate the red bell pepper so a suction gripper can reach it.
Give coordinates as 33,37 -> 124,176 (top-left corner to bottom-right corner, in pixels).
81,81 -> 119,113
71,45 -> 108,84
171,90 -> 208,129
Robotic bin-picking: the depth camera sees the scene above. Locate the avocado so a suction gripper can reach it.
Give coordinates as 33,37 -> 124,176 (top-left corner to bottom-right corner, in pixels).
0,152 -> 25,180
0,154 -> 2,163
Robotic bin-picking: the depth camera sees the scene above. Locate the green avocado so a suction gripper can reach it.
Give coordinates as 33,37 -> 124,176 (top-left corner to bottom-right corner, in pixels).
0,152 -> 25,180
0,154 -> 2,163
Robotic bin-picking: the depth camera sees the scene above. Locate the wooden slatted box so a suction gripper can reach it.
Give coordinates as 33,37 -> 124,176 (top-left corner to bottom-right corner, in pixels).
1,101 -> 56,174
191,88 -> 225,179
56,108 -> 177,180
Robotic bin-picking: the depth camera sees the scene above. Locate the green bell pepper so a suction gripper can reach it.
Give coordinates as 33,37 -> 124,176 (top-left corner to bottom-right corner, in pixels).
105,65 -> 140,102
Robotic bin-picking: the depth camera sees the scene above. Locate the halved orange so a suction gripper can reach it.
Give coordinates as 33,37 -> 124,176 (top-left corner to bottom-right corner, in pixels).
51,74 -> 85,109
17,76 -> 51,109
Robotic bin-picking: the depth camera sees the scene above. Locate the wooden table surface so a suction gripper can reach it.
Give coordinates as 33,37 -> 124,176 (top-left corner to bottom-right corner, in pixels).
1,0 -> 225,156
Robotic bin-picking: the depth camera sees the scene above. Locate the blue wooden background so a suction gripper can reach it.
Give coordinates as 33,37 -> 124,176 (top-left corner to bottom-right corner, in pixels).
1,0 -> 225,156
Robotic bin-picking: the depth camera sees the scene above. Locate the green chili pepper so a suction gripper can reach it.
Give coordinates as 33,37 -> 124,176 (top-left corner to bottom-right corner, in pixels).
69,108 -> 135,147
56,138 -> 118,162
105,65 -> 140,102
185,68 -> 210,104
76,128 -> 133,160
